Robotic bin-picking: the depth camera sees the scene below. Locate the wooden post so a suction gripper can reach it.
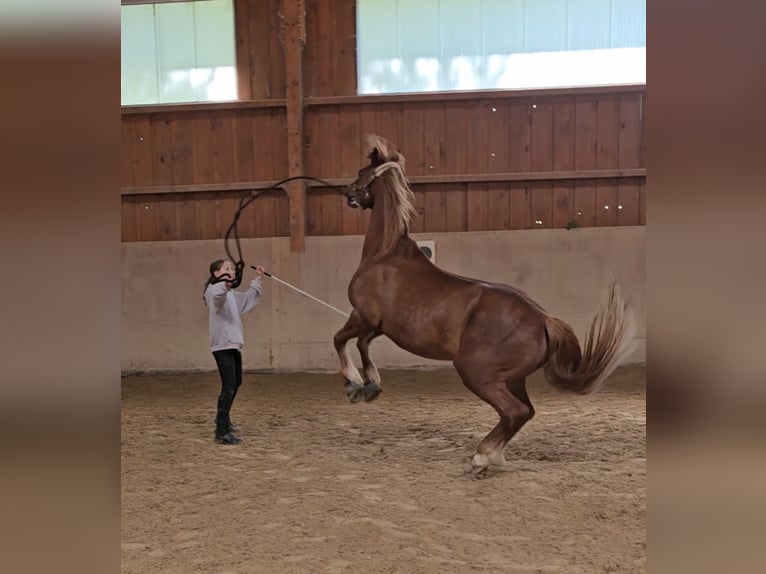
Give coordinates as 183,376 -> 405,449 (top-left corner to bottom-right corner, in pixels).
282,0 -> 306,252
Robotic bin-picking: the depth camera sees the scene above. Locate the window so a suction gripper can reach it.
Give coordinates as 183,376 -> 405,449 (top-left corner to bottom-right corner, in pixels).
121,0 -> 237,106
357,0 -> 646,94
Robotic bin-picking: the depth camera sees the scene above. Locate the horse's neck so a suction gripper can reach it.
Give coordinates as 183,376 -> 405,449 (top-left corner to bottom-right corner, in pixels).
361,200 -> 387,262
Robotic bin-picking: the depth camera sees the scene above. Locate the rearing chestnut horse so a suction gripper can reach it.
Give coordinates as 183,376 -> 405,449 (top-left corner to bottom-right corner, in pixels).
334,135 -> 636,475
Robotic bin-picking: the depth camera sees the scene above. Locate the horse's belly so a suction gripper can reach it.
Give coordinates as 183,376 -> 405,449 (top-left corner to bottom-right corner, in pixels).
381,318 -> 458,361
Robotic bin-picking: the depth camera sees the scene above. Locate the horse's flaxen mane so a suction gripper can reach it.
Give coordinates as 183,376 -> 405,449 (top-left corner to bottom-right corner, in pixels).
365,134 -> 416,259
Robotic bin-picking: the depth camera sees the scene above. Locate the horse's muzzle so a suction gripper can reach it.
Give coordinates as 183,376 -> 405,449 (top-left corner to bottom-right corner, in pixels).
344,185 -> 360,208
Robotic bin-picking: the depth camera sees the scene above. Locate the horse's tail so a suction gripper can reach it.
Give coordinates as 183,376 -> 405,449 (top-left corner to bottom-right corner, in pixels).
542,282 -> 635,395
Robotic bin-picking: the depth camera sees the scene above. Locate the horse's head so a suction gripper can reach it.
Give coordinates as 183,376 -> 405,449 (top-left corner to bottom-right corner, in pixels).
344,134 -> 406,210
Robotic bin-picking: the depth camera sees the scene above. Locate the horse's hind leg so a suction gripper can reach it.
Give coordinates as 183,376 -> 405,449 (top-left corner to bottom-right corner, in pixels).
455,362 -> 535,474
333,312 -> 367,402
357,330 -> 383,402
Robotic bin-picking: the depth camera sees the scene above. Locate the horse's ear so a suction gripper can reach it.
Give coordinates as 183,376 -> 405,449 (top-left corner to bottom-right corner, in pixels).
389,150 -> 406,171
369,146 -> 383,165
366,134 -> 390,165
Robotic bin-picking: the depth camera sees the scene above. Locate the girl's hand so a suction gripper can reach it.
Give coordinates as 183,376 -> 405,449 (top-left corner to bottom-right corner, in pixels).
253,265 -> 265,276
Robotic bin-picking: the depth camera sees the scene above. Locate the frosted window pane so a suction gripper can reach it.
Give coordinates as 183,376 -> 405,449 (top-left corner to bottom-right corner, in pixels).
121,5 -> 158,105
357,0 -> 646,94
121,0 -> 237,106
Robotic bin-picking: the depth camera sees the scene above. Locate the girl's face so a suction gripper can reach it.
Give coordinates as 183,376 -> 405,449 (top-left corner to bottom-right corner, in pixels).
215,260 -> 235,280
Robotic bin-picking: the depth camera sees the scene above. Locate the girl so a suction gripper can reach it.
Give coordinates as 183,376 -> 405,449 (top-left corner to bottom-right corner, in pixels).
203,259 -> 265,445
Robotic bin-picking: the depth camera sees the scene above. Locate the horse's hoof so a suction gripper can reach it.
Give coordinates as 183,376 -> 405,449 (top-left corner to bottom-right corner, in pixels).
470,453 -> 491,478
344,380 -> 364,403
471,468 -> 490,480
362,381 -> 382,402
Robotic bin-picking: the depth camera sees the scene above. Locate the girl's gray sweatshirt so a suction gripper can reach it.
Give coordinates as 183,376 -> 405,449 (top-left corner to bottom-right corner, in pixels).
203,277 -> 262,352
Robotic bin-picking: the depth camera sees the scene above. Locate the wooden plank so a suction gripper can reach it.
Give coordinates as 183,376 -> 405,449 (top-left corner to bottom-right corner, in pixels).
268,0 -> 285,99
319,107 -> 342,235
359,102 -> 376,233
303,0 -> 318,97
509,183 -> 530,230
251,109 -> 277,238
444,183 -> 467,232
358,105 -> 376,155
619,94 -> 642,169
481,101 -> 508,231
487,182 -> 510,231
249,0 -> 273,98
272,108 -> 289,179
509,100 -> 531,172
410,186 -> 426,233
121,168 -> 646,196
151,117 -> 174,186
217,192 -> 240,245
315,3 -> 333,97
530,101 -> 554,228
213,112 -> 235,183
639,181 -> 646,224
251,110 -> 275,180
338,107 -> 363,234
128,117 -> 159,240
283,0 -> 306,250
422,102 -> 445,175
333,0 -> 357,96
270,108 -> 289,238
574,97 -> 598,170
530,102 -> 554,171
553,182 -> 575,228
422,103 -> 445,232
306,192 -> 323,235
553,100 -> 576,171
303,109 -> 321,176
131,117 -> 153,186
424,184 -> 447,232
122,100 -> 286,116
121,196 -> 139,242
121,121 -> 134,187
640,94 -> 646,166
617,181 -> 640,226
305,84 -> 646,107
156,194 -> 177,241
486,100 -> 511,172
196,192 -> 220,240
135,197 -> 159,242
247,189 -> 271,238
234,0 -> 251,100
171,116 -> 200,239
596,97 -> 619,226
233,111 -> 255,182
529,181 -> 553,229
400,105 -> 424,176
275,191 -> 291,236
441,104 -> 467,233
443,102 -> 469,174
574,180 -> 597,227
553,100 -> 576,228
374,103 -> 402,149
574,97 -> 598,227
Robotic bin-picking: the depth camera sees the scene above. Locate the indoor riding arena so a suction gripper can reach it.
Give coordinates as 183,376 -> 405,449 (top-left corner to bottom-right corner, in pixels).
121,1 -> 646,573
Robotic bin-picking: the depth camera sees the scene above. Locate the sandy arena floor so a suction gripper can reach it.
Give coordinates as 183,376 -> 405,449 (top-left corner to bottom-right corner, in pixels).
121,366 -> 646,574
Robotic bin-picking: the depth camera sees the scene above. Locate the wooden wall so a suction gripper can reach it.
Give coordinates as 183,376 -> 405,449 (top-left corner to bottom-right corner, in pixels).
121,0 -> 645,243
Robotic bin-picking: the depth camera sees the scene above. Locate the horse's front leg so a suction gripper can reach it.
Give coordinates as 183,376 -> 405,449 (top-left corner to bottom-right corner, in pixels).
333,311 -> 367,403
357,330 -> 383,402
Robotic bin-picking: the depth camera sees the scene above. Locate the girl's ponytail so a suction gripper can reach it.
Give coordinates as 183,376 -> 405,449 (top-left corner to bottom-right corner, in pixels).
202,259 -> 226,304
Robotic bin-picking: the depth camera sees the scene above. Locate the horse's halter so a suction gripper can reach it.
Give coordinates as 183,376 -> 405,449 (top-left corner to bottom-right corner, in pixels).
345,161 -> 402,209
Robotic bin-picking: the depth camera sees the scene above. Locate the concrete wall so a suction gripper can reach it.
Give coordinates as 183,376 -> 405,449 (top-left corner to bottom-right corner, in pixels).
122,227 -> 645,373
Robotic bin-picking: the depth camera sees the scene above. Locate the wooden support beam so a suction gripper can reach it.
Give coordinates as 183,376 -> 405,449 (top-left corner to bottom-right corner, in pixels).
120,169 -> 647,196
282,0 -> 306,252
